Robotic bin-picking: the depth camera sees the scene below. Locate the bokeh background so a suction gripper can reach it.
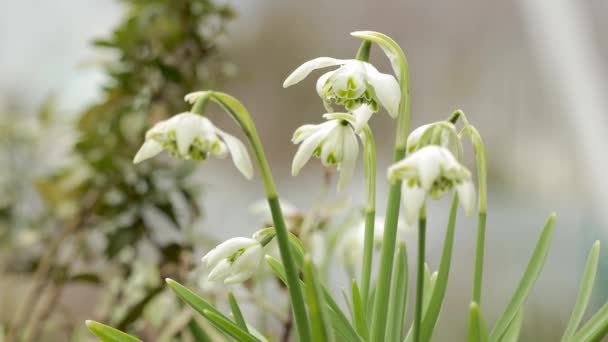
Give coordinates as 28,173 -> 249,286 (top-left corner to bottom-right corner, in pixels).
1,0 -> 608,340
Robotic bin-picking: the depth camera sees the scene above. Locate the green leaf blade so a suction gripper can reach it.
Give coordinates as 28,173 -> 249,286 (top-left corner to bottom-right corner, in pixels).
562,241 -> 601,341
85,320 -> 142,342
489,213 -> 556,340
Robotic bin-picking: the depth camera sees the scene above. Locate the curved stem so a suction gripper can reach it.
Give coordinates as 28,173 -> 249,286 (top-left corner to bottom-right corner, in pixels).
447,109 -> 488,304
359,124 -> 377,312
207,92 -> 311,342
352,31 -> 411,342
413,208 -> 427,342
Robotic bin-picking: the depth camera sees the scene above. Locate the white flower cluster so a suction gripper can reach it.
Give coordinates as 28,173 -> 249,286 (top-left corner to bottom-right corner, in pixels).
285,56 -> 401,189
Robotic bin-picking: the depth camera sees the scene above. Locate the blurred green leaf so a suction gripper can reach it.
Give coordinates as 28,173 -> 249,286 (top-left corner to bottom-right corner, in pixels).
85,320 -> 142,342
562,241 -> 600,341
490,214 -> 556,340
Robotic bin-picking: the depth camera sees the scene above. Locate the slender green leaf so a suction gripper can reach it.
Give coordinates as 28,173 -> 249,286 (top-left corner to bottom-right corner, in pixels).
188,320 -> 212,342
351,281 -> 369,340
228,292 -> 249,333
421,194 -> 458,341
165,279 -> 260,341
489,213 -> 556,340
85,320 -> 142,342
202,310 -> 261,342
303,256 -> 334,342
386,243 -> 409,342
467,302 -> 489,342
423,263 -> 434,314
288,232 -> 306,268
322,286 -> 364,342
265,255 -> 287,284
572,302 -> 608,342
562,241 -> 600,341
500,309 -> 523,342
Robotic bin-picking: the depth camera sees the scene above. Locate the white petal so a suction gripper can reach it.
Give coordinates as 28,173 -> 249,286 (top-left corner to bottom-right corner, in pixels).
320,124 -> 344,166
225,244 -> 263,284
456,180 -> 476,217
402,183 -> 426,224
133,139 -> 164,164
337,127 -> 359,190
291,122 -> 336,176
283,57 -> 351,88
364,63 -> 400,118
406,124 -> 432,153
416,147 -> 442,190
202,237 -> 257,269
174,114 -> 202,156
316,71 -> 335,96
216,129 -> 254,179
352,104 -> 374,132
207,259 -> 232,281
292,124 -> 320,144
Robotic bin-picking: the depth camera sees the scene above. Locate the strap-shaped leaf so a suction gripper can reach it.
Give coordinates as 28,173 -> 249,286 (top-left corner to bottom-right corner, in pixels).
265,255 -> 288,284
228,292 -> 249,333
571,302 -> 608,341
386,242 -> 408,342
562,241 -> 600,341
201,310 -> 261,342
467,303 -> 489,342
303,256 -> 334,342
85,320 -> 142,342
165,279 -> 260,341
489,214 -> 556,340
351,281 -> 369,340
500,309 -> 523,342
421,193 -> 458,341
188,320 -> 212,342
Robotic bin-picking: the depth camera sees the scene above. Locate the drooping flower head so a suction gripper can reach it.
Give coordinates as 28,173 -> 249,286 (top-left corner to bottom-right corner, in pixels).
283,58 -> 400,124
407,121 -> 463,160
201,237 -> 264,285
134,112 -> 253,179
291,114 -> 360,190
388,145 -> 475,223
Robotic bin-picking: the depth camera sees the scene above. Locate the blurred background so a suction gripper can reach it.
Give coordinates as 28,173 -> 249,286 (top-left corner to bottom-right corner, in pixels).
1,0 -> 607,340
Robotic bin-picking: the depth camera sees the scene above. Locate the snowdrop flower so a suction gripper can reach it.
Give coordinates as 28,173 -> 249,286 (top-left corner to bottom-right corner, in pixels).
201,237 -> 264,285
337,217 -> 410,270
283,58 -> 400,121
388,145 -> 475,223
133,112 -> 253,179
291,116 -> 360,190
407,121 -> 463,159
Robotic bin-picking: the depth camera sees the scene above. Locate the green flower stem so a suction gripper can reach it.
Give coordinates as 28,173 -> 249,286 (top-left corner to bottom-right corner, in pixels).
355,41 -> 376,312
414,209 -> 427,342
356,40 -> 372,61
447,110 -> 488,304
360,126 -> 377,311
206,92 -> 311,342
351,31 -> 411,342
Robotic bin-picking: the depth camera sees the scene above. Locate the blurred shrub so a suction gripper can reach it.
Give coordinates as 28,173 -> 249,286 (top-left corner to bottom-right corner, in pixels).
4,0 -> 236,340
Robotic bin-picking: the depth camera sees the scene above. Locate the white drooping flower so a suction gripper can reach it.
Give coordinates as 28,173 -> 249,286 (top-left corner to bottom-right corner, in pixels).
388,145 -> 475,223
291,115 -> 360,190
133,112 -> 253,179
406,121 -> 463,159
337,217 -> 411,271
283,57 -> 400,122
201,237 -> 264,285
